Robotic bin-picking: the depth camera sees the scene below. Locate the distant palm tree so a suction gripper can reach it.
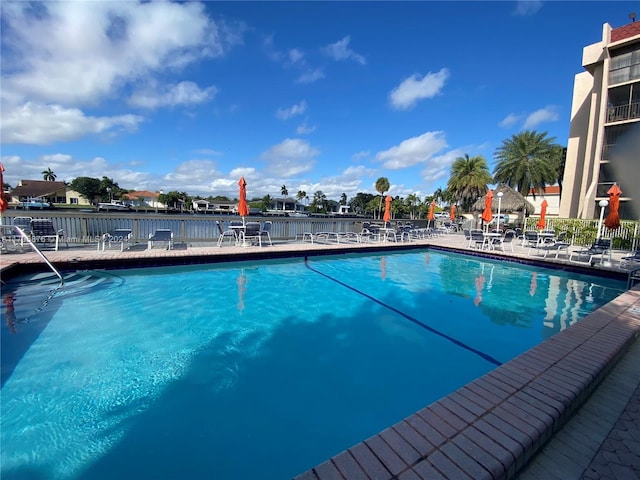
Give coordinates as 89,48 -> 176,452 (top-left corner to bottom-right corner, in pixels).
42,167 -> 56,181
493,130 -> 560,201
340,193 -> 347,205
405,193 -> 420,220
296,190 -> 306,204
375,177 -> 390,220
446,154 -> 492,211
281,185 -> 288,197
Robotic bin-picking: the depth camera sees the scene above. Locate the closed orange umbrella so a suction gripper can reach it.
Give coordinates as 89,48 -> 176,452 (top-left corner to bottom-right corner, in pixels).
428,201 -> 435,221
481,190 -> 493,224
449,204 -> 456,221
537,199 -> 548,229
427,201 -> 435,227
0,162 -> 7,213
383,195 -> 392,224
237,176 -> 249,225
604,184 -> 622,230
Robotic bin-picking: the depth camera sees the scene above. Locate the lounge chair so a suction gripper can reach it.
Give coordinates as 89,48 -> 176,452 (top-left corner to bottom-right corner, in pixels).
30,218 -> 67,251
569,238 -> 611,265
99,228 -> 133,251
619,250 -> 640,269
7,216 -> 33,247
530,232 -> 571,259
148,229 -> 173,250
522,230 -> 540,248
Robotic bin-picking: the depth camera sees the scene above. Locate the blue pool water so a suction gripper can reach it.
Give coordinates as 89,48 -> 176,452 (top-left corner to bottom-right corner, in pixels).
0,250 -> 625,479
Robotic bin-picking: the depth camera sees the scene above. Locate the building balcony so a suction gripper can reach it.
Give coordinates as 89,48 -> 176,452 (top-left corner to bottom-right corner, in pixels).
606,102 -> 640,123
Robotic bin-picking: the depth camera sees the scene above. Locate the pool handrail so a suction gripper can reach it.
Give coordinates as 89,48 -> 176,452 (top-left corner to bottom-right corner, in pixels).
1,225 -> 64,285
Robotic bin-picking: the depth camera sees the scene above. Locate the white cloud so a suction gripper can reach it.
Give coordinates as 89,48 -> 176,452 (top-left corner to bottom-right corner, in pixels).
296,69 -> 326,84
1,2 -> 242,107
523,106 -> 560,129
389,68 -> 449,110
351,151 -> 370,161
193,148 -> 223,156
288,49 -> 304,64
261,138 -> 319,176
276,101 -> 307,120
375,131 -> 448,169
419,148 -> 466,185
0,1 -> 243,145
1,103 -> 143,145
129,81 -> 218,109
514,1 -> 543,16
296,122 -> 316,135
322,36 -> 366,65
499,113 -> 521,128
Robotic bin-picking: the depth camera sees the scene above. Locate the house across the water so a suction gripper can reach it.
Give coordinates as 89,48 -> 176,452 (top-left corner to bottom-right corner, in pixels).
264,197 -> 308,217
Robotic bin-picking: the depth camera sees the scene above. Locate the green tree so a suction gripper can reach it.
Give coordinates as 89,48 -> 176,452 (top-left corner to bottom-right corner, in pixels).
493,130 -> 560,200
69,177 -> 101,205
41,167 -> 56,181
340,193 -> 347,205
158,191 -> 190,211
447,154 -> 493,211
405,193 -> 420,220
281,185 -> 288,197
311,190 -> 327,213
348,192 -> 375,216
296,190 -> 307,205
262,194 -> 272,212
375,177 -> 390,220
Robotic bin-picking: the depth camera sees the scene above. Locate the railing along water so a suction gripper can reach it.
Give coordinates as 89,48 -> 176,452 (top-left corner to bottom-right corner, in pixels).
0,211 -> 379,247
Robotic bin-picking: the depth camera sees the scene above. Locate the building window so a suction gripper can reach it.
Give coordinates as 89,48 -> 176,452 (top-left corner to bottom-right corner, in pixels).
609,44 -> 640,85
607,82 -> 640,122
70,198 -> 78,205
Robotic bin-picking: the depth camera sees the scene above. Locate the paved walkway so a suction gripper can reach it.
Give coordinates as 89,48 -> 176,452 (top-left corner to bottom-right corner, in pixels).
518,338 -> 640,480
2,231 -> 639,479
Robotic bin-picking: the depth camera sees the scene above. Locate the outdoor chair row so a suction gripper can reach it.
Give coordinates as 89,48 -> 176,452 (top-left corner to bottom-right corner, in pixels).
7,216 -> 67,251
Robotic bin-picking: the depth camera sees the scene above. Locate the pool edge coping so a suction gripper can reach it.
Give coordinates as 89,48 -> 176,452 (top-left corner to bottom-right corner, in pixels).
294,287 -> 640,480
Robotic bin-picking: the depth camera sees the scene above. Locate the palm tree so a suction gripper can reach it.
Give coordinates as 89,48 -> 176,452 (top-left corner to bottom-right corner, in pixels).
312,190 -> 326,213
446,154 -> 493,211
340,193 -> 347,205
405,193 -> 420,220
493,130 -> 560,201
375,177 -> 390,220
42,168 -> 56,181
281,185 -> 288,197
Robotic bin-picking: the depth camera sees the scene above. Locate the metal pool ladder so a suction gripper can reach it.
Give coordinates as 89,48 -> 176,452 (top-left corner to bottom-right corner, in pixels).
1,225 -> 64,285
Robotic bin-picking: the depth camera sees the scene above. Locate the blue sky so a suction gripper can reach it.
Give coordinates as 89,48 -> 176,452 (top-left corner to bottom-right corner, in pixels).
0,1 -> 633,201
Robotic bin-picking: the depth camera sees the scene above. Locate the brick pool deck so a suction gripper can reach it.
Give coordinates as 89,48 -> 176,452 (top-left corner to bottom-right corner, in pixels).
1,232 -> 639,480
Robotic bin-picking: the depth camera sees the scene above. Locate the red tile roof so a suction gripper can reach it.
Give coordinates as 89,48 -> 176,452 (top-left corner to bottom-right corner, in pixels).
611,21 -> 640,42
124,190 -> 160,200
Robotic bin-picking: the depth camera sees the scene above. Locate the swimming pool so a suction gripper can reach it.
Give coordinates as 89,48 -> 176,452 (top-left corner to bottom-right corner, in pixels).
0,250 -> 625,479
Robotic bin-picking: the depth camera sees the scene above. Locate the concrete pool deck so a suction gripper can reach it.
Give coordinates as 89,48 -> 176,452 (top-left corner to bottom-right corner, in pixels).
1,231 -> 639,479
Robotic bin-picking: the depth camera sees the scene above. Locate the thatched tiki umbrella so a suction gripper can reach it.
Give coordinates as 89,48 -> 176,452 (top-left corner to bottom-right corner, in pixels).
472,184 -> 534,226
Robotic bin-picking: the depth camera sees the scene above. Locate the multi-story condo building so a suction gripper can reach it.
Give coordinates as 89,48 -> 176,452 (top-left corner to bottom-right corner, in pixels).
560,17 -> 640,220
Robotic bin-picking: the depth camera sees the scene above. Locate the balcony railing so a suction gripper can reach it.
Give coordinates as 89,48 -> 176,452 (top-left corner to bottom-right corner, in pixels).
601,144 -> 614,161
606,102 -> 640,123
